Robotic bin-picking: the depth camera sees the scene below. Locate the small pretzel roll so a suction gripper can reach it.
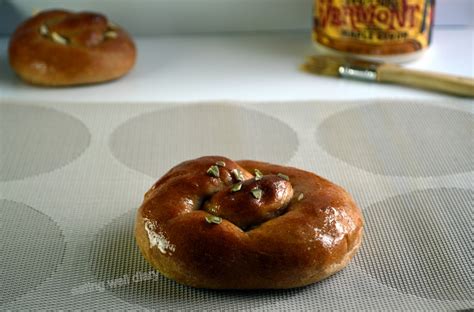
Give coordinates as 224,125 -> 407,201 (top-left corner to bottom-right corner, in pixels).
8,9 -> 136,86
135,156 -> 363,289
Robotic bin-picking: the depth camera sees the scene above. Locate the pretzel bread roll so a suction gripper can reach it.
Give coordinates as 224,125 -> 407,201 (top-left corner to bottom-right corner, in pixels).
8,10 -> 136,86
135,156 -> 364,289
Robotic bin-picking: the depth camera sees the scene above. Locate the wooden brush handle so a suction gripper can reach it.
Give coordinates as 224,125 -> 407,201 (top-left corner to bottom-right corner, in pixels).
377,64 -> 474,97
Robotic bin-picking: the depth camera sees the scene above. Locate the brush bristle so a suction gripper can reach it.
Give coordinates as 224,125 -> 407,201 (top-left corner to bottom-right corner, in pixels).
301,55 -> 343,77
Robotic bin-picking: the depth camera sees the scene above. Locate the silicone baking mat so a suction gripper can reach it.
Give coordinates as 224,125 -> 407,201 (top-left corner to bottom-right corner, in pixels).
1,99 -> 472,310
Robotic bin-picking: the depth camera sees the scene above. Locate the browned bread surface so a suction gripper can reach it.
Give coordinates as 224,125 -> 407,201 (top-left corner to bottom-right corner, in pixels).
8,9 -> 136,86
135,156 -> 364,289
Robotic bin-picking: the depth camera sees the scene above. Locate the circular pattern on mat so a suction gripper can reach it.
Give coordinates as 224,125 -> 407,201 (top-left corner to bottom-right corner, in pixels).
109,104 -> 298,178
89,210 -> 304,310
316,103 -> 473,177
354,188 -> 472,301
0,200 -> 66,305
0,104 -> 90,181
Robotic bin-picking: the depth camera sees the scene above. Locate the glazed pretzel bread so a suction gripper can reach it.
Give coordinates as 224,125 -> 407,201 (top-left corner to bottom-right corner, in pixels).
9,9 -> 136,86
135,156 -> 363,289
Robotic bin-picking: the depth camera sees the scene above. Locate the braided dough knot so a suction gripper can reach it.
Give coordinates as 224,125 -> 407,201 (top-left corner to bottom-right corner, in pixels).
135,156 -> 363,289
8,9 -> 136,86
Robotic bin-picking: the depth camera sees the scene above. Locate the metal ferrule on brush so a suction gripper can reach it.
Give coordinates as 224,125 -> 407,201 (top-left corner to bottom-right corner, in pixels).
338,64 -> 377,81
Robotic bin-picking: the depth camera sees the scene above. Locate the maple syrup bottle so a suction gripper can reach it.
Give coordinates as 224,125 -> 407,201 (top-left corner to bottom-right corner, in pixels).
313,0 -> 435,63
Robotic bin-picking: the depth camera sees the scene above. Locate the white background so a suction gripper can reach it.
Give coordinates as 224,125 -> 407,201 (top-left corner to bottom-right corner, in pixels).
1,0 -> 473,35
0,0 -> 472,102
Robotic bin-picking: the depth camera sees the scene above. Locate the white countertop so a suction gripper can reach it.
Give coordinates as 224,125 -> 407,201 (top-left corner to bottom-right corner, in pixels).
1,27 -> 473,103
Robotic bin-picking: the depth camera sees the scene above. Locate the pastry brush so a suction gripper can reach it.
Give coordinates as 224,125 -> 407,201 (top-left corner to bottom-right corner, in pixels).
302,55 -> 474,97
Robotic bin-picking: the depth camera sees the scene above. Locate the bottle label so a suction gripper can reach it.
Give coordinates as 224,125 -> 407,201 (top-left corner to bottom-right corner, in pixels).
313,0 -> 434,55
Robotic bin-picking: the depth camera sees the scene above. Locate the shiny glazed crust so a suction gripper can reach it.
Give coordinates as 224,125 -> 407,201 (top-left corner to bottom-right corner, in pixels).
135,156 -> 364,289
8,10 -> 136,86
